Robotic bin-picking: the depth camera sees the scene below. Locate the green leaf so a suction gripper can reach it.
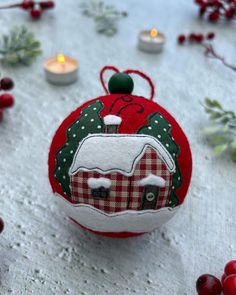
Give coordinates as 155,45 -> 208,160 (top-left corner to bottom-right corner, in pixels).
211,135 -> 226,145
0,26 -> 42,66
231,150 -> 236,161
81,0 -> 127,36
213,144 -> 228,155
210,112 -> 223,120
230,138 -> 236,149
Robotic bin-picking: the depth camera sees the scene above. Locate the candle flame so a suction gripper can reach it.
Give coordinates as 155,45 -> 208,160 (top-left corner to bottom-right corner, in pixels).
57,54 -> 65,64
150,28 -> 158,38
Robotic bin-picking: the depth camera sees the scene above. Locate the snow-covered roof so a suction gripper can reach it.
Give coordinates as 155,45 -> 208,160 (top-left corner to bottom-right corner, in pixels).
69,134 -> 175,176
139,174 -> 166,187
103,115 -> 122,125
88,178 -> 111,189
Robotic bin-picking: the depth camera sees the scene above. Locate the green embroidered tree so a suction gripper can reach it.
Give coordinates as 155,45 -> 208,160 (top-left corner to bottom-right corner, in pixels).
138,112 -> 182,207
54,100 -> 104,197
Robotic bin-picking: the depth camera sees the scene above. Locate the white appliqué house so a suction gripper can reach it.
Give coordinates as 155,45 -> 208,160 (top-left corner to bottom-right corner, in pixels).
56,115 -> 180,233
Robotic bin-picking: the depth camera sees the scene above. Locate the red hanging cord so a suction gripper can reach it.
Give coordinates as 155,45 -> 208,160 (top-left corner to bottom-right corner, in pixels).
99,65 -> 155,100
124,69 -> 155,101
100,65 -> 120,94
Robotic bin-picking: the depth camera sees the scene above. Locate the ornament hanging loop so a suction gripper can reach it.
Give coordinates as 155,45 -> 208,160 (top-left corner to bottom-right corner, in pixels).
124,69 -> 155,101
100,65 -> 120,94
99,65 -> 155,100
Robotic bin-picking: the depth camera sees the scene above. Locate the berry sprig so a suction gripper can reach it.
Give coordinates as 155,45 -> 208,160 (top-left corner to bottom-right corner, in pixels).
0,77 -> 15,122
177,32 -> 236,73
0,217 -> 4,234
0,1 -> 55,20
194,0 -> 236,22
196,260 -> 236,295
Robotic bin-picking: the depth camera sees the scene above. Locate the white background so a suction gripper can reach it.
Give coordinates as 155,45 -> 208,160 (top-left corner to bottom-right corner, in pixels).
0,0 -> 235,294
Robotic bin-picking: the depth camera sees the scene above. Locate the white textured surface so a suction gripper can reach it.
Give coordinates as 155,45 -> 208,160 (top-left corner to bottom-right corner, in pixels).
0,0 -> 235,294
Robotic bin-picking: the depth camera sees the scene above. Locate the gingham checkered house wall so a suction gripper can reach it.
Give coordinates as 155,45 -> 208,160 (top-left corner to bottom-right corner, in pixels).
71,147 -> 173,214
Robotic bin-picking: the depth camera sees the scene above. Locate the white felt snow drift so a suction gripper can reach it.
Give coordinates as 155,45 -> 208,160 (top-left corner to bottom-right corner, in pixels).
56,195 -> 180,233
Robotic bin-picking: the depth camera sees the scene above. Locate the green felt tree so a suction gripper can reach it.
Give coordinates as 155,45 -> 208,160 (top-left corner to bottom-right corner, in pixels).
138,112 -> 182,207
54,100 -> 104,197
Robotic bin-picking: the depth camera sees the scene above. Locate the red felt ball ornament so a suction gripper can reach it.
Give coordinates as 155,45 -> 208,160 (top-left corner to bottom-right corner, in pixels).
48,66 -> 192,238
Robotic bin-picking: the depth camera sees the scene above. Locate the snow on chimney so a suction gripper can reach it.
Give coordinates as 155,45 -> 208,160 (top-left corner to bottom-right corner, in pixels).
103,115 -> 122,133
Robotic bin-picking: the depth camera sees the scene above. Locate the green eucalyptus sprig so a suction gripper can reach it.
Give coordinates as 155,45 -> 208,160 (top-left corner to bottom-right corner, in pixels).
0,26 -> 42,66
81,0 -> 128,36
203,98 -> 236,161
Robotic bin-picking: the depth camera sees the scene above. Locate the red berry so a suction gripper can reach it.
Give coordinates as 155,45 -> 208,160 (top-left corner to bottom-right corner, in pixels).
0,77 -> 14,91
178,35 -> 186,44
0,94 -> 14,109
222,273 -> 227,284
195,34 -> 204,43
195,0 -> 204,4
208,11 -> 220,21
196,274 -> 222,295
40,1 -> 55,9
225,8 -> 234,19
189,33 -> 197,42
0,109 -> 3,122
0,217 -> 4,233
21,0 -> 34,10
207,32 -> 215,40
225,261 -> 236,276
30,8 -> 42,19
223,274 -> 236,295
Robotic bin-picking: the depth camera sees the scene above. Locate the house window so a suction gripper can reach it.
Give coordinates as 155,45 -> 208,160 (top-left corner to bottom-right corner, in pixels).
88,177 -> 111,199
91,187 -> 109,198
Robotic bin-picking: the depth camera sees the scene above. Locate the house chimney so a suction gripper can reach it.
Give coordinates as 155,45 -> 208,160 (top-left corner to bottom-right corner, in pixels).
103,115 -> 122,134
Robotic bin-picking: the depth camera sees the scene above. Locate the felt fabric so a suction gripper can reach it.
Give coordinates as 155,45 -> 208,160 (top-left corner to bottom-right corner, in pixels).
56,195 -> 180,233
69,134 -> 175,176
48,93 -> 192,236
71,147 -> 172,213
103,114 -> 122,125
138,112 -> 182,207
88,177 -> 112,189
49,94 -> 192,206
53,100 -> 104,197
139,174 -> 166,187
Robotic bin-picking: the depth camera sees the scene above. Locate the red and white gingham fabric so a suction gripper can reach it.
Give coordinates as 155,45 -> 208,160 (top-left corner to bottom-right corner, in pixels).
71,147 -> 172,213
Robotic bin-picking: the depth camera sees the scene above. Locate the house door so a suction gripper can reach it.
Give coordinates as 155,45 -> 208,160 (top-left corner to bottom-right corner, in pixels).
141,186 -> 159,210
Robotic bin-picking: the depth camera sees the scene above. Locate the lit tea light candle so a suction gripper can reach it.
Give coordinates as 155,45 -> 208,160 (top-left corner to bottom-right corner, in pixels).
138,28 -> 165,53
44,54 -> 79,85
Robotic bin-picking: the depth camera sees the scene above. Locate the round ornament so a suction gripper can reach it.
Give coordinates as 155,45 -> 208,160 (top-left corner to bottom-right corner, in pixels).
48,66 -> 192,238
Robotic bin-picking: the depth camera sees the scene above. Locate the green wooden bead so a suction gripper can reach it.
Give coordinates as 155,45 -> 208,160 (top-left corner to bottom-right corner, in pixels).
108,72 -> 134,94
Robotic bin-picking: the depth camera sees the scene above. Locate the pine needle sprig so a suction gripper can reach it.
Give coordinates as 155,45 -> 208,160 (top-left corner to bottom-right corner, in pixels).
203,98 -> 236,161
0,26 -> 42,66
81,0 -> 127,36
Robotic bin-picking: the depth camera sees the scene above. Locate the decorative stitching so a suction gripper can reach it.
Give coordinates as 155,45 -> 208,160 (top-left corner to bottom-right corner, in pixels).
69,134 -> 175,175
56,193 -> 179,218
109,95 -> 133,113
117,103 -> 144,115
